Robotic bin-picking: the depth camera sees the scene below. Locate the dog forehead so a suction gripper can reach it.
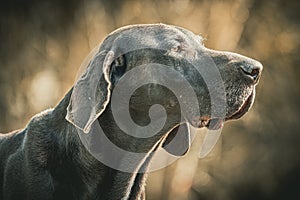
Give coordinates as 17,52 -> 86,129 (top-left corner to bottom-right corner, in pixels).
109,24 -> 185,39
102,24 -> 202,53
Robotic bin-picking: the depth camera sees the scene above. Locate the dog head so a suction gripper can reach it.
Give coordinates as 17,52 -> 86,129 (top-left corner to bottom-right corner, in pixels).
66,24 -> 262,157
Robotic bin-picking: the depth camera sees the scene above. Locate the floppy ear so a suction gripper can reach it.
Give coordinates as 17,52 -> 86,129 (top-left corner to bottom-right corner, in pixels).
66,50 -> 116,133
162,123 -> 191,157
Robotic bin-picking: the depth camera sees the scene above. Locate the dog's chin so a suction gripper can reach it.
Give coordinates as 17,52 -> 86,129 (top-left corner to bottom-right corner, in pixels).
190,90 -> 255,130
225,90 -> 255,121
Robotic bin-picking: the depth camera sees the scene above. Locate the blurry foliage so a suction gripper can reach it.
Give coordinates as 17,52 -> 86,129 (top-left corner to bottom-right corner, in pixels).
0,0 -> 299,199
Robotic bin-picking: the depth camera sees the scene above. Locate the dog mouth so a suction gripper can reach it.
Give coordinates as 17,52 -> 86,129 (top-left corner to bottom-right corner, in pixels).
191,91 -> 255,130
225,91 -> 254,121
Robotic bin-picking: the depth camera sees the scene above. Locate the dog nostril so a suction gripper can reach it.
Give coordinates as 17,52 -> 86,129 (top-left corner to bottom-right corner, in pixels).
239,62 -> 262,82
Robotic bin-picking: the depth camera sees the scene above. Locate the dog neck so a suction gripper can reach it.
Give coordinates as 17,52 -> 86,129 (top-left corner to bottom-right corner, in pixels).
50,88 -> 163,199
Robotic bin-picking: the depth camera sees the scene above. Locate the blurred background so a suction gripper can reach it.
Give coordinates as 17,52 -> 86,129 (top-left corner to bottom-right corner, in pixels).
0,0 -> 299,199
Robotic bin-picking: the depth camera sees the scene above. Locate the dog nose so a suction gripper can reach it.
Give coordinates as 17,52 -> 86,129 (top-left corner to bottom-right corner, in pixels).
239,61 -> 263,84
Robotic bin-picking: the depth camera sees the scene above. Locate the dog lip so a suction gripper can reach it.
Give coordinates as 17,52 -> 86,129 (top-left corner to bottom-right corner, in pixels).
225,91 -> 254,121
190,116 -> 210,128
206,118 -> 224,130
190,116 -> 224,130
190,91 -> 254,130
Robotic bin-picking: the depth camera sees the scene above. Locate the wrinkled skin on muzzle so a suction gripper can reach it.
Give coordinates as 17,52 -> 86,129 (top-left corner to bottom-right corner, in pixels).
123,46 -> 262,131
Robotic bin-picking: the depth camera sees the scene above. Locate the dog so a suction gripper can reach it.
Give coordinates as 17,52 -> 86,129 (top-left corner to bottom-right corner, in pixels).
0,24 -> 262,200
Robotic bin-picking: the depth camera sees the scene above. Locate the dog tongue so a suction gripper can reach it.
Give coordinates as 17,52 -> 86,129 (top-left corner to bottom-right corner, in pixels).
207,118 -> 224,130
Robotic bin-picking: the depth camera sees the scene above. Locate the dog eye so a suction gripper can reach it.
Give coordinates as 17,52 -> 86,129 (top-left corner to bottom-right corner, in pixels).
110,55 -> 126,84
113,65 -> 126,77
171,46 -> 180,52
171,44 -> 185,53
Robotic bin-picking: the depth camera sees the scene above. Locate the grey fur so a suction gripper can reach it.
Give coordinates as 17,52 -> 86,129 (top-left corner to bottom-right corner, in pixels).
0,24 -> 262,200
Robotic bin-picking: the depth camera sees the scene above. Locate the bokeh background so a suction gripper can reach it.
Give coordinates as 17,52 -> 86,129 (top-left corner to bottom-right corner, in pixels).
0,0 -> 299,199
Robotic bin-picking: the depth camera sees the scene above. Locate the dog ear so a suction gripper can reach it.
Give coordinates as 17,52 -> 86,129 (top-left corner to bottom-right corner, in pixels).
162,123 -> 191,157
66,50 -> 116,133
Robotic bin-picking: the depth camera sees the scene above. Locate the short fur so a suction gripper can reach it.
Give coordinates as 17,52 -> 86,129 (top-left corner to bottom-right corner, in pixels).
0,24 -> 262,200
